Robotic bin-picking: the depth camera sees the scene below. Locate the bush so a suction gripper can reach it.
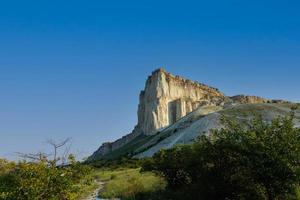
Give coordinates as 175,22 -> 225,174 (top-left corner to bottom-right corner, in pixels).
142,113 -> 300,200
0,160 -> 93,200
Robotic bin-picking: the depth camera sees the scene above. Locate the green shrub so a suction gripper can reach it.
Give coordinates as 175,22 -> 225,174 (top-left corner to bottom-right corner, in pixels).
143,113 -> 300,200
0,160 -> 93,200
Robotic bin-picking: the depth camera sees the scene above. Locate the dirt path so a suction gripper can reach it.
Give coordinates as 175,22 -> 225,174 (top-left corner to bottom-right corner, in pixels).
81,180 -> 105,200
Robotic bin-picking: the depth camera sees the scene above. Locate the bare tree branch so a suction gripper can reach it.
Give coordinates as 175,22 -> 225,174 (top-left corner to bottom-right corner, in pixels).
16,138 -> 73,167
15,152 -> 51,163
61,140 -> 72,165
46,138 -> 72,166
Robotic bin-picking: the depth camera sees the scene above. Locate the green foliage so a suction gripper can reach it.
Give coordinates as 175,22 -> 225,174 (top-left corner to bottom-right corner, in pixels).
142,113 -> 300,200
296,186 -> 300,200
219,103 -> 287,117
88,156 -> 143,169
0,159 -> 93,200
96,168 -> 166,200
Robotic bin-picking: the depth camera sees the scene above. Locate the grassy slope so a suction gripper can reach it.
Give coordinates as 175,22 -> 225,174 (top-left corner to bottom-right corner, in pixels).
101,134 -> 156,160
220,103 -> 292,116
133,106 -> 217,155
134,103 -> 300,158
220,103 -> 300,122
95,168 -> 166,199
98,103 -> 300,160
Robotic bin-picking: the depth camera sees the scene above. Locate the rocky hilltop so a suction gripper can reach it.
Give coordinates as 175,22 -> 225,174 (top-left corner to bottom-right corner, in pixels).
89,68 -> 293,160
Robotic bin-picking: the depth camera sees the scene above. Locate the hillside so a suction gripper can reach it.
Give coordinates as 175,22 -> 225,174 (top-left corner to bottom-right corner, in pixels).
89,69 -> 299,161
135,103 -> 300,158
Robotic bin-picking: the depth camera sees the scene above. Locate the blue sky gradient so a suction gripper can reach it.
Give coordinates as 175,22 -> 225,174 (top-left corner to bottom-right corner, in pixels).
0,0 -> 300,159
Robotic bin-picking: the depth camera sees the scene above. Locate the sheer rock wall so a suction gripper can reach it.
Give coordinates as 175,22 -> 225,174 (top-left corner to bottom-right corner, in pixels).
138,68 -> 227,135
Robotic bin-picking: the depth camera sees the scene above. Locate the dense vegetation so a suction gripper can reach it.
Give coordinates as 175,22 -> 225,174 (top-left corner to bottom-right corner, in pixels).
0,155 -> 95,200
142,112 -> 300,200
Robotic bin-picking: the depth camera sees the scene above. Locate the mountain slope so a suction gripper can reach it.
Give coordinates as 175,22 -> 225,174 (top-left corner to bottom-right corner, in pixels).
89,69 -> 299,161
134,103 -> 300,158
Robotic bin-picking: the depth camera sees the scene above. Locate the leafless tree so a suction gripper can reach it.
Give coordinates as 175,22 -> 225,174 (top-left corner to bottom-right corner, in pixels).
16,138 -> 73,166
47,138 -> 71,165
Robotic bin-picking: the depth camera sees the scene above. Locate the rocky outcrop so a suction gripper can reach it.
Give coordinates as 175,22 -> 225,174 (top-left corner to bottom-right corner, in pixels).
230,95 -> 290,105
90,68 -> 283,160
89,125 -> 141,159
137,68 -> 228,135
90,68 -> 229,159
230,95 -> 270,104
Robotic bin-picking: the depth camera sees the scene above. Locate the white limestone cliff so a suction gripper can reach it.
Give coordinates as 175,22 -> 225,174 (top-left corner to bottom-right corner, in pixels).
137,68 -> 227,135
90,68 -> 228,159
90,68 -> 282,160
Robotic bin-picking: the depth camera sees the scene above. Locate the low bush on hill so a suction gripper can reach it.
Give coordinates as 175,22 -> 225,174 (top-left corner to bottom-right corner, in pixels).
142,112 -> 300,200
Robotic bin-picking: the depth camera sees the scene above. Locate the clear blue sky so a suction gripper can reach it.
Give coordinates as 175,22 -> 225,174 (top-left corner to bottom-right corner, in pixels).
1,0 -> 300,160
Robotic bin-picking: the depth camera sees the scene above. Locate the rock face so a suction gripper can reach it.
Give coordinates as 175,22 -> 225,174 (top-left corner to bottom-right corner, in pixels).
89,126 -> 141,159
90,68 -> 228,159
138,68 -> 227,135
90,68 -> 280,160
